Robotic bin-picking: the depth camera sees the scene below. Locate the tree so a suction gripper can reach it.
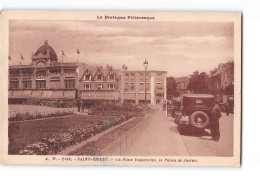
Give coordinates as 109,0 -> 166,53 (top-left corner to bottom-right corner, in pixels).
166,77 -> 177,98
187,71 -> 209,93
223,84 -> 234,95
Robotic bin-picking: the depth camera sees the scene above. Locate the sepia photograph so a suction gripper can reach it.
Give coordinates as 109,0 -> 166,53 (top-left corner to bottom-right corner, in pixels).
0,11 -> 241,166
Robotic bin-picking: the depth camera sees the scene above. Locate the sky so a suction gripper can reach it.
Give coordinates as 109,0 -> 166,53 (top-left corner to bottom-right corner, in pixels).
9,20 -> 234,77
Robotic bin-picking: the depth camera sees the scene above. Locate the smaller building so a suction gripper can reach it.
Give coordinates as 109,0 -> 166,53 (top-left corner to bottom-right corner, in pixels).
119,67 -> 167,105
79,65 -> 120,102
175,77 -> 190,97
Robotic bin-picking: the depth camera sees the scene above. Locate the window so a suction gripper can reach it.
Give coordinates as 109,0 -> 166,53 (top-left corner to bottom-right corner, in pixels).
125,83 -> 129,91
22,79 -> 32,89
125,74 -> 129,79
139,82 -> 144,90
36,80 -> 46,89
9,71 -> 19,77
85,74 -> 91,80
84,84 -> 91,90
49,69 -> 61,74
97,74 -> 102,80
156,85 -> 163,90
108,84 -> 116,90
131,83 -> 135,90
109,74 -> 114,80
96,84 -> 103,90
36,71 -> 46,77
131,73 -> 135,79
10,81 -> 19,89
50,77 -> 60,89
156,82 -> 163,90
177,83 -> 181,90
64,69 -> 76,74
22,71 -> 32,77
64,79 -> 75,89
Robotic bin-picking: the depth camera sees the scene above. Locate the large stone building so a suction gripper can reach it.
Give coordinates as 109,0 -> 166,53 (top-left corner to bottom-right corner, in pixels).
8,41 -> 167,105
9,41 -> 84,103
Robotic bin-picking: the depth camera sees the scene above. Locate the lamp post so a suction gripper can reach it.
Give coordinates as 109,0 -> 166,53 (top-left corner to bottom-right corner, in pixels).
143,59 -> 148,104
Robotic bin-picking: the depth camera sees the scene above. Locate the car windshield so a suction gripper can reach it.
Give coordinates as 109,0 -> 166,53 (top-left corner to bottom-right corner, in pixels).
181,96 -> 214,107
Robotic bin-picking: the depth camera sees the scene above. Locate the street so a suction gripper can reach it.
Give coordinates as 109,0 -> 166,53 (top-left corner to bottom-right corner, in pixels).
123,106 -> 233,157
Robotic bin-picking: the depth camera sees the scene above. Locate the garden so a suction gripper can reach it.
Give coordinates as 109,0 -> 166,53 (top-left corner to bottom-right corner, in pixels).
9,101 -> 147,155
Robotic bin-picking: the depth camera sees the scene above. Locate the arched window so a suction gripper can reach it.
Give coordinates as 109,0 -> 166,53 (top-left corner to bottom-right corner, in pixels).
36,61 -> 46,68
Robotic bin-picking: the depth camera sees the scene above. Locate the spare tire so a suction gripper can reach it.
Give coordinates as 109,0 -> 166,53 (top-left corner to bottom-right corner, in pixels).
190,111 -> 210,129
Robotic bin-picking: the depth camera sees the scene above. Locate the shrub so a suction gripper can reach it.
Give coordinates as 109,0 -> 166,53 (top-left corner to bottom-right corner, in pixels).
9,111 -> 74,122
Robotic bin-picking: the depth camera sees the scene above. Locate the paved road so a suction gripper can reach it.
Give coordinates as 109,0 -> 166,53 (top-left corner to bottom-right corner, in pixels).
124,106 -> 233,157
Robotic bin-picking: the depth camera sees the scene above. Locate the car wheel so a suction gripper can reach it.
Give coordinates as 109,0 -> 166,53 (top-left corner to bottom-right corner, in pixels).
190,111 -> 210,129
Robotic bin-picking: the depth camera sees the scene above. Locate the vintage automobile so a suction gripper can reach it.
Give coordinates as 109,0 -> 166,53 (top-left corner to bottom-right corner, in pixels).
174,94 -> 215,135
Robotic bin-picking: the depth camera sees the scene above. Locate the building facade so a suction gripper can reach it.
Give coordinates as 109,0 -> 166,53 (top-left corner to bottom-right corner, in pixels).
8,41 -> 167,105
79,65 -> 120,101
9,41 -> 83,102
209,61 -> 234,94
175,77 -> 190,97
120,69 -> 167,105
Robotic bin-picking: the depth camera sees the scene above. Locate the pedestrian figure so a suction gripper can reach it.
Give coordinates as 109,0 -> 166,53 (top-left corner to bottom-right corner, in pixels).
76,98 -> 81,112
211,100 -> 222,142
226,96 -> 234,116
81,100 -> 84,113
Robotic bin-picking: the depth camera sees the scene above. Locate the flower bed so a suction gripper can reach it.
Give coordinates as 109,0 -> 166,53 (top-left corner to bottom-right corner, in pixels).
89,101 -> 147,116
9,101 -> 147,155
68,115 -> 146,156
9,111 -> 74,122
14,115 -> 132,155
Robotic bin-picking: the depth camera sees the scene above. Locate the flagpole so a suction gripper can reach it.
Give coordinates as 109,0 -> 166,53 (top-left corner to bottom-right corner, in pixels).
76,49 -> 80,62
20,54 -> 24,66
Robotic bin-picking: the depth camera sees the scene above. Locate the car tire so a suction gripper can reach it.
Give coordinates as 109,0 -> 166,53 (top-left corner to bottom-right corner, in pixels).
190,111 -> 210,129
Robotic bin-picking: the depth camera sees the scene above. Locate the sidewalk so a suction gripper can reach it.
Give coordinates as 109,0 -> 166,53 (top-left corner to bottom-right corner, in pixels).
123,107 -> 190,156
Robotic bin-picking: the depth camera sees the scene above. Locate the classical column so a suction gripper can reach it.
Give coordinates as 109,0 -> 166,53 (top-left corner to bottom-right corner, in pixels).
150,74 -> 155,105
32,68 -> 36,89
135,73 -> 139,104
18,69 -> 23,89
163,74 -> 167,102
120,72 -> 125,103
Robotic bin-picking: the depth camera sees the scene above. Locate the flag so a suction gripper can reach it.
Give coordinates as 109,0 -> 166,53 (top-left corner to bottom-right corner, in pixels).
8,56 -> 11,61
21,54 -> 24,60
77,49 -> 80,54
62,50 -> 65,56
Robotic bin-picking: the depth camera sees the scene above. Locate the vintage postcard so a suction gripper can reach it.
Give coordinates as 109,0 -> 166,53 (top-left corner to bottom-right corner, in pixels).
0,10 -> 241,166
